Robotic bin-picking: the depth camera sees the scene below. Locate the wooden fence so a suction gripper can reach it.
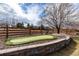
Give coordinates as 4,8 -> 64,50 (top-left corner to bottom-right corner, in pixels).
0,27 -> 53,38
0,27 -> 78,39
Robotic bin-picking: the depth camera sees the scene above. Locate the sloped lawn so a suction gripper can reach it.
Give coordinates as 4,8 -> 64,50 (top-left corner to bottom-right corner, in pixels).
5,35 -> 56,45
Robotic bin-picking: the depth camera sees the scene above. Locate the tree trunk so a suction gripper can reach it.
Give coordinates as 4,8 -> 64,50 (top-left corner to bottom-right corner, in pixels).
57,28 -> 60,34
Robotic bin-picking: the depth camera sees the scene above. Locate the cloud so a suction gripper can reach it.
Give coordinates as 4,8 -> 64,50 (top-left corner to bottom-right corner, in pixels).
6,3 -> 27,17
22,4 -> 43,25
0,0 -> 27,17
0,0 -> 46,25
6,3 -> 45,25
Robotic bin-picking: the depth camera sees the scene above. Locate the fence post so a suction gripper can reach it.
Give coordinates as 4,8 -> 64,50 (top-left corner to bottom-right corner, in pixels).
6,22 -> 8,39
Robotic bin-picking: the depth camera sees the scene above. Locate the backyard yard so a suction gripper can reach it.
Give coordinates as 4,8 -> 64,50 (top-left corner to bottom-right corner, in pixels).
48,36 -> 79,56
0,33 -> 79,56
0,34 -> 57,50
0,3 -> 79,56
5,35 -> 56,45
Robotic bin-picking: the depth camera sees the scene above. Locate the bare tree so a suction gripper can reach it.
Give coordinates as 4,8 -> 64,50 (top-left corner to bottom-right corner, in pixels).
37,21 -> 43,34
41,3 -> 79,34
0,3 -> 16,39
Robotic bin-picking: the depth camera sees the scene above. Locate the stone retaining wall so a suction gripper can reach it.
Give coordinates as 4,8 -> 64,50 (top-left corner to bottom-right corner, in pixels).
0,35 -> 72,56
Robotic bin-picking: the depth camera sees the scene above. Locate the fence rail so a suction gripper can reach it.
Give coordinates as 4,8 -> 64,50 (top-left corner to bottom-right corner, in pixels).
0,27 -> 78,38
0,27 -> 53,38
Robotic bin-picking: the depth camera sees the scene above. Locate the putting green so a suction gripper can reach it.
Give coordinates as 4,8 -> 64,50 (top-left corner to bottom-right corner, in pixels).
5,35 -> 56,45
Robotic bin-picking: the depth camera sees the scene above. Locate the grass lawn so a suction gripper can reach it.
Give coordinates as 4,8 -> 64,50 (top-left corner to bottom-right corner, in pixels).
5,35 -> 56,45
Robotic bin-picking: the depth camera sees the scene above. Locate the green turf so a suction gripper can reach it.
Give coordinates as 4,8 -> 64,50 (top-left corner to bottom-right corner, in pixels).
5,35 -> 56,45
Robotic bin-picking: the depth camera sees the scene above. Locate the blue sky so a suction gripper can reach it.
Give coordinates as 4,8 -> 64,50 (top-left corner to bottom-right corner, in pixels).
0,2 -> 79,26
4,3 -> 46,25
18,3 -> 46,25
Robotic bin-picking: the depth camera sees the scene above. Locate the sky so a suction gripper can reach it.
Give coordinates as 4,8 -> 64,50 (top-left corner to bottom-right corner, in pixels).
0,0 -> 79,26
19,3 -> 46,25
0,2 -> 46,25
